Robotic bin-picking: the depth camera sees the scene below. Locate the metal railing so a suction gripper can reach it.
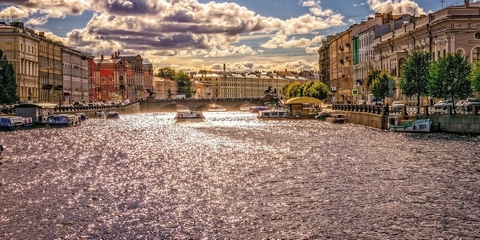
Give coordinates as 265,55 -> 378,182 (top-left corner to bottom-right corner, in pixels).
332,104 -> 479,116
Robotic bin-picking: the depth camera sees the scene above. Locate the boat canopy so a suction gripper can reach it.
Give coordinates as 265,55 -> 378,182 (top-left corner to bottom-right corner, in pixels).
284,97 -> 322,105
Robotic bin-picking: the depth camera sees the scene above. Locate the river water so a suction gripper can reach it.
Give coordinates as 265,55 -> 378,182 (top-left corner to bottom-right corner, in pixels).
0,112 -> 479,239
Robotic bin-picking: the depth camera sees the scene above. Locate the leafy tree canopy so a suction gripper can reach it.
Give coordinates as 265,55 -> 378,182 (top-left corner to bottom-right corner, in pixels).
0,49 -> 18,104
399,51 -> 431,107
157,67 -> 176,79
427,53 -> 472,103
363,67 -> 381,92
370,71 -> 393,100
471,61 -> 480,93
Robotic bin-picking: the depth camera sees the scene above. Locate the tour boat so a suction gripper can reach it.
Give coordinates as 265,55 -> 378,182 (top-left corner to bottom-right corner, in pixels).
174,111 -> 205,122
257,109 -> 289,120
388,116 -> 431,133
45,114 -> 80,127
0,116 -> 25,130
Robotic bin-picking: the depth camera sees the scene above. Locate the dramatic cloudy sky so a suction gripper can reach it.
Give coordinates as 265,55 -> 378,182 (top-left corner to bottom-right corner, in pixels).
0,0 -> 465,72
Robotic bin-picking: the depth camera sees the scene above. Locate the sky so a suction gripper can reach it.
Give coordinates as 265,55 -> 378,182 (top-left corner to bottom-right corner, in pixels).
0,0 -> 472,73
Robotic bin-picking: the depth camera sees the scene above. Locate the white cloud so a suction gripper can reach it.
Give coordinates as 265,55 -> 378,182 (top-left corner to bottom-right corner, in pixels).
367,0 -> 425,15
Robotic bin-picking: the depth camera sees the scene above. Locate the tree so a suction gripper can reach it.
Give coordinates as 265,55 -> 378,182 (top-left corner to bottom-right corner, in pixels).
370,71 -> 393,101
471,61 -> 480,93
157,67 -> 176,79
0,49 -> 18,104
399,51 -> 431,108
428,52 -> 472,114
173,72 -> 193,98
304,81 -> 329,100
363,67 -> 381,93
283,81 -> 302,99
300,81 -> 315,96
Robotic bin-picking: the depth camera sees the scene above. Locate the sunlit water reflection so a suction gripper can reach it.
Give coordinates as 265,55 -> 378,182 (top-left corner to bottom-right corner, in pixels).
1,112 -> 480,239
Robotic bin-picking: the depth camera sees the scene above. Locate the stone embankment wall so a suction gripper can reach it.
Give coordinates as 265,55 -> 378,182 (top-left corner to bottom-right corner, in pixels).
428,114 -> 480,134
339,110 -> 480,134
342,111 -> 388,130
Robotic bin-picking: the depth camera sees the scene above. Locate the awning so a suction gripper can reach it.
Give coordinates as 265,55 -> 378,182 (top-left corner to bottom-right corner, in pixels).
63,92 -> 71,96
285,97 -> 323,105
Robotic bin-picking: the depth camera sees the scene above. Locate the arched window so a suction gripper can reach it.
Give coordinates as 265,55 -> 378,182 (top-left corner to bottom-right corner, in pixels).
457,49 -> 464,55
443,49 -> 446,57
473,47 -> 480,62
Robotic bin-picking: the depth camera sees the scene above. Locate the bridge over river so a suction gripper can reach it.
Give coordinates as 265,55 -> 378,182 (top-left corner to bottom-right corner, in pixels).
140,97 -> 268,112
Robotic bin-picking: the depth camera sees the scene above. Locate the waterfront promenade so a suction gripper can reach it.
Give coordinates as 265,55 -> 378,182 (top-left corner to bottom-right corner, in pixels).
0,112 -> 479,239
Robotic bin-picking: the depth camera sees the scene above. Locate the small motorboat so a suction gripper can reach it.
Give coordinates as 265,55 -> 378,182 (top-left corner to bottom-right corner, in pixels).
388,116 -> 431,133
174,111 -> 205,122
45,114 -> 80,127
106,112 -> 120,119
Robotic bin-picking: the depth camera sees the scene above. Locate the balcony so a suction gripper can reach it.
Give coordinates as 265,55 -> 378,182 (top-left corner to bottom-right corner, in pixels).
42,84 -> 53,90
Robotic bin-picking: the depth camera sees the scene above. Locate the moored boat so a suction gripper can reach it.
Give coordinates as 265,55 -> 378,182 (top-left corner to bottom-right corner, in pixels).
0,116 -> 25,130
45,114 -> 80,127
257,109 -> 289,120
174,111 -> 205,122
76,113 -> 88,122
388,116 -> 431,132
106,111 -> 120,119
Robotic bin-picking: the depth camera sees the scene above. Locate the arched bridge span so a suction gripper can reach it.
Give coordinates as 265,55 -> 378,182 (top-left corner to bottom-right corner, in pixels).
140,98 -> 267,112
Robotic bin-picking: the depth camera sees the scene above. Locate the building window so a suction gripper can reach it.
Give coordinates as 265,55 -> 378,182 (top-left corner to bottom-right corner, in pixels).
473,47 -> 480,62
475,32 -> 480,40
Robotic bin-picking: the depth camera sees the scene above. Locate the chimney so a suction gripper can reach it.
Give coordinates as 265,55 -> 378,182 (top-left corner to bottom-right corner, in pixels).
101,55 -> 104,61
117,50 -> 120,56
111,54 -> 114,59
223,64 -> 226,72
114,51 -> 118,58
465,0 -> 470,7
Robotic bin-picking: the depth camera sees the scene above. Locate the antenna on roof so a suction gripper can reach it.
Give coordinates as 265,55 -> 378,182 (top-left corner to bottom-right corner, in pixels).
441,0 -> 444,8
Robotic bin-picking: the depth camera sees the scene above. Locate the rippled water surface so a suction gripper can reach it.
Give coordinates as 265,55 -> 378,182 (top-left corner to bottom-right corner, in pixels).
1,112 -> 480,239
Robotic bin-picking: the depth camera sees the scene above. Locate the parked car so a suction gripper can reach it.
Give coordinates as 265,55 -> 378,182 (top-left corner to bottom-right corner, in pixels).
464,98 -> 480,111
456,100 -> 466,110
434,100 -> 453,110
391,101 -> 405,112
356,100 -> 366,105
370,98 -> 383,106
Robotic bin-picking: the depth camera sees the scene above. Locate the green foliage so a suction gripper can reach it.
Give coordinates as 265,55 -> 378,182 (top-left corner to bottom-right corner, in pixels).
399,51 -> 431,106
0,49 -> 18,104
173,72 -> 193,98
370,71 -> 393,100
157,67 -> 176,78
363,67 -> 381,92
471,61 -> 480,93
303,81 -> 329,100
427,53 -> 472,102
282,81 -> 328,100
284,82 -> 302,99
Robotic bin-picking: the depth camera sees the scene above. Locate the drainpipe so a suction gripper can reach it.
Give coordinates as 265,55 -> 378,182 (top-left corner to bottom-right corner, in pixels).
387,38 -> 394,53
408,30 -> 416,49
426,23 -> 433,56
